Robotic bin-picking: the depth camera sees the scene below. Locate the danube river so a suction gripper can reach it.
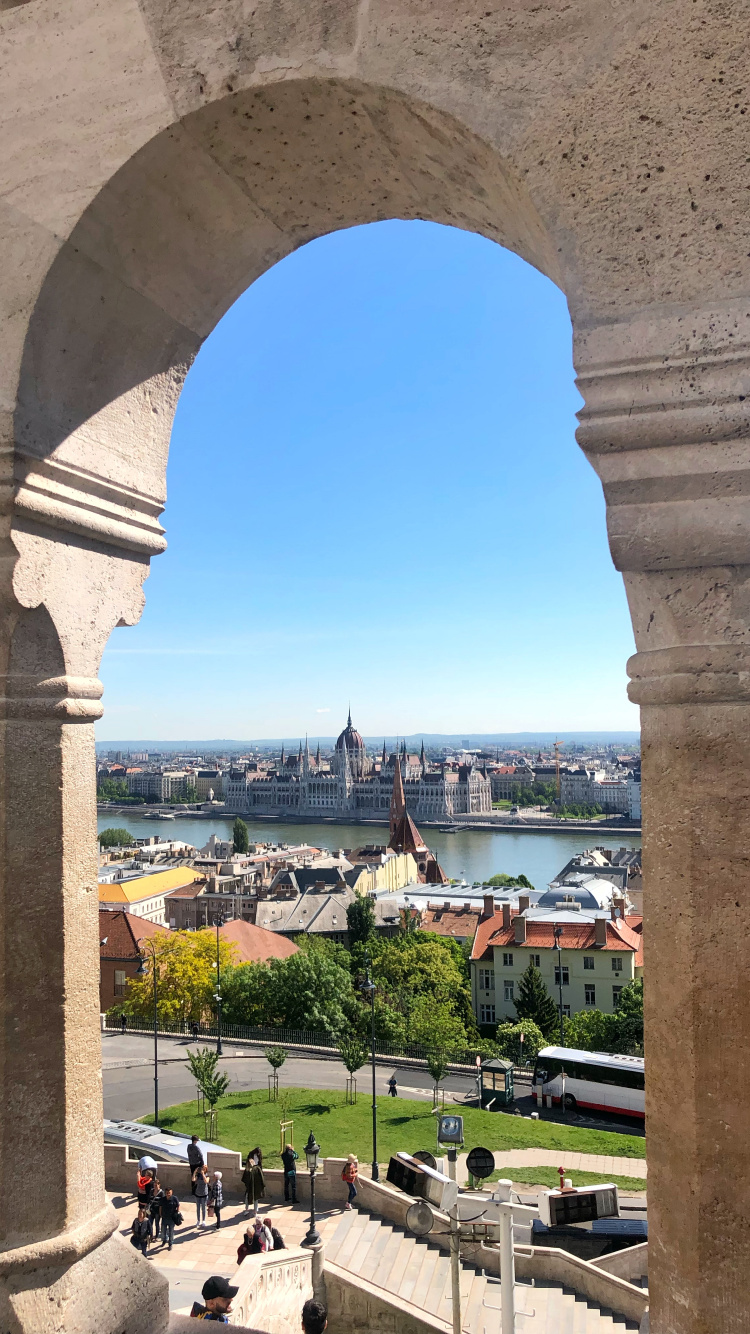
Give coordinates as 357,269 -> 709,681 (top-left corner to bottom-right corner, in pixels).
96,812 -> 639,889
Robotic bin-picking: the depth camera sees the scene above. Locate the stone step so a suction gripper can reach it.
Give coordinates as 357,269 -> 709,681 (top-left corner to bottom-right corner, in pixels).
386,1231 -> 419,1296
375,1226 -> 409,1290
345,1217 -> 382,1274
410,1243 -> 443,1312
422,1253 -> 451,1317
330,1212 -> 369,1269
399,1239 -> 431,1304
357,1219 -> 395,1283
463,1271 -> 488,1332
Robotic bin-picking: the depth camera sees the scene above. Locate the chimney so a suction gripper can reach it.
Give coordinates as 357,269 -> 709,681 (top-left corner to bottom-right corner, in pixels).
483,893 -> 495,919
502,902 -> 511,930
518,893 -> 530,914
595,917 -> 607,946
514,915 -> 527,944
443,901 -> 451,911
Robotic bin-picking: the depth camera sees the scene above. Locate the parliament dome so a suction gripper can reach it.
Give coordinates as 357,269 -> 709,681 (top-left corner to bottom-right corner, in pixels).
335,710 -> 365,752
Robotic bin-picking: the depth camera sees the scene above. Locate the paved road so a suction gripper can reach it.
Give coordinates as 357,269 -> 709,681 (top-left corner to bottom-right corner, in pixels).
102,1033 -> 477,1120
102,1034 -> 645,1138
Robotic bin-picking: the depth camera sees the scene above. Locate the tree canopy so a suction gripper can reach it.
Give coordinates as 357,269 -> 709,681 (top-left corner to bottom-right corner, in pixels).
98,826 -> 135,848
118,930 -> 237,1025
514,960 -> 560,1040
346,893 -> 376,947
493,1018 -> 545,1064
232,817 -> 249,854
564,978 -> 643,1055
486,873 -> 534,889
221,950 -> 356,1034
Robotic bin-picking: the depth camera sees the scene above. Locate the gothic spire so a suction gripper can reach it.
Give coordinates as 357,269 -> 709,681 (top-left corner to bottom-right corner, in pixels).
390,748 -> 407,835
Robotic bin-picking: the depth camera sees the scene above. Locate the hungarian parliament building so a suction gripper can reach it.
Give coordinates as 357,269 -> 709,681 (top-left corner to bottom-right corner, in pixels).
225,712 -> 493,822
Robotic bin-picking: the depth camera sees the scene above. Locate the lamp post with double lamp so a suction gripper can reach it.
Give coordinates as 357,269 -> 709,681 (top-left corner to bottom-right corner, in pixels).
361,952 -> 379,1181
136,939 -> 159,1129
214,913 -> 224,1057
301,1132 -> 321,1247
553,927 -> 565,1047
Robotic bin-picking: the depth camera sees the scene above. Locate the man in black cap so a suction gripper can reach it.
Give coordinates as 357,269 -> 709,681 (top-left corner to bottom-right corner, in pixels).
189,1276 -> 238,1321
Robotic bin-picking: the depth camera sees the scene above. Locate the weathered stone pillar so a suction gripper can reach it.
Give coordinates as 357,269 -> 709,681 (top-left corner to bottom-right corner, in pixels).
577,298 -> 750,1334
0,508 -> 170,1330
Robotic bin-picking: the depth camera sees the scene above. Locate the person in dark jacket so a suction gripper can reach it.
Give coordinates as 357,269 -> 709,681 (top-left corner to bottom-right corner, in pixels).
281,1144 -> 298,1203
130,1208 -> 150,1257
265,1218 -> 286,1251
159,1187 -> 180,1251
188,1135 -> 204,1195
208,1171 -> 223,1229
242,1147 -> 266,1211
387,1074 -> 398,1097
236,1226 -> 262,1264
146,1177 -> 161,1240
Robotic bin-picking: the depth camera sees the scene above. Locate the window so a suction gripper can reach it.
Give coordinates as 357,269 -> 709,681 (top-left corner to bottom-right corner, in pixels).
114,969 -> 126,997
480,1004 -> 496,1024
585,984 -> 596,1006
562,1004 -> 571,1018
478,968 -> 495,991
504,982 -> 514,1002
554,965 -> 570,986
612,957 -> 623,973
528,953 -> 541,967
502,952 -> 513,967
583,956 -> 595,970
613,985 -> 623,1008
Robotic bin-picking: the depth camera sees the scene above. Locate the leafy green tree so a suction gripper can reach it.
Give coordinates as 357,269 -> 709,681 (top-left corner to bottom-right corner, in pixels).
338,1031 -> 369,1076
119,931 -> 236,1025
221,951 -> 355,1034
486,872 -> 534,889
346,892 -> 376,947
265,1045 -> 287,1075
410,997 -> 467,1097
614,977 -> 644,1054
187,1047 -> 230,1108
232,817 -> 249,854
372,935 -> 477,1037
514,961 -> 560,1040
494,1019 -> 544,1064
564,1007 -> 619,1053
98,826 -> 134,848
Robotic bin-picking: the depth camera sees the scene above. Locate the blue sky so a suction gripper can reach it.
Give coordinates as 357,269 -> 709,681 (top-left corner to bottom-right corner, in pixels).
97,220 -> 638,741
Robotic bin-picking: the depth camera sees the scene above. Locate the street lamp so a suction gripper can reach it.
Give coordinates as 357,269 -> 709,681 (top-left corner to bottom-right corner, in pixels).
361,952 -> 379,1181
553,926 -> 565,1047
214,913 -> 224,1056
137,939 -> 159,1128
301,1131 -> 321,1247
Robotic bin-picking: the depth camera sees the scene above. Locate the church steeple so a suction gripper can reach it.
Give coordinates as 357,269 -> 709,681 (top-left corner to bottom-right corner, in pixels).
280,744 -> 285,765
315,741 -> 321,766
382,739 -> 387,765
390,748 -> 407,835
420,739 -> 426,768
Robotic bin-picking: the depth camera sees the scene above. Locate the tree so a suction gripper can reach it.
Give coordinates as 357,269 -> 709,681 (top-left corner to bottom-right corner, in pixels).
338,1031 -> 368,1074
118,931 -> 237,1026
98,826 -> 134,848
614,978 -> 644,1054
187,1047 -> 230,1133
232,817 -> 249,854
265,1045 -> 288,1071
514,961 -> 559,1039
346,892 -> 376,947
221,951 -> 356,1034
494,1019 -> 544,1065
564,1007 -> 619,1053
372,935 -> 477,1037
486,872 -> 535,889
410,997 -> 467,1101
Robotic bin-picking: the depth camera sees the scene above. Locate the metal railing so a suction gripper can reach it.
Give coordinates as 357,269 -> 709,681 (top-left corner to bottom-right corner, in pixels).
105,1013 -> 487,1069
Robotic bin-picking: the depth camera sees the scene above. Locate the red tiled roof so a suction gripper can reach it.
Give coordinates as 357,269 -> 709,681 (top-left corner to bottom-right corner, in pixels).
212,919 -> 299,964
419,904 -> 481,938
471,908 -> 642,962
99,909 -> 168,958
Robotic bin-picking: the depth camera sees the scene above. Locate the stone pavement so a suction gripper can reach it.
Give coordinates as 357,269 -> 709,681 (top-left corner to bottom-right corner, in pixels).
108,1188 -> 344,1313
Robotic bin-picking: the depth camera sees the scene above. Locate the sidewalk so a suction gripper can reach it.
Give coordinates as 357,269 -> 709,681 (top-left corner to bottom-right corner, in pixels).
457,1148 -> 647,1181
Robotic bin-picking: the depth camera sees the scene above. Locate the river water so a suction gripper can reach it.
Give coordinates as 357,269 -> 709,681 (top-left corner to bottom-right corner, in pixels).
96,812 -> 639,890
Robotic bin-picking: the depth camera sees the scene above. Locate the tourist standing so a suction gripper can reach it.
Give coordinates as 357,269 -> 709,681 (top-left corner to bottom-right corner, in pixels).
281,1143 -> 298,1203
188,1135 -> 205,1195
159,1186 -> 181,1251
130,1208 -> 150,1257
208,1171 -> 223,1229
194,1165 -> 209,1227
341,1155 -> 358,1210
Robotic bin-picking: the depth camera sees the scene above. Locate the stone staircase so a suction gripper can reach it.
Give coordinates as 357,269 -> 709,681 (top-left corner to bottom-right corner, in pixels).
323,1207 -> 641,1332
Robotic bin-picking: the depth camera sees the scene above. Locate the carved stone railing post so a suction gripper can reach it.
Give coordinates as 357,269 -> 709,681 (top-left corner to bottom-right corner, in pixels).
0,497 -> 170,1330
576,297 -> 750,1334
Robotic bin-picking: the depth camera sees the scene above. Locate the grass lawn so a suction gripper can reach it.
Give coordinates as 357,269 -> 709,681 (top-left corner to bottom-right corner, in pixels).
486,1166 -> 646,1193
144,1088 -> 646,1167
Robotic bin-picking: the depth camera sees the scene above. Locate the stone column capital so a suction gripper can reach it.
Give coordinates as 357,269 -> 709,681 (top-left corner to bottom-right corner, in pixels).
575,297 -> 750,705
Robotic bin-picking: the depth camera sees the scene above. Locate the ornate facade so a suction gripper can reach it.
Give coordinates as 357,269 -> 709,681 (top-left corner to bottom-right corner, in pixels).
225,713 -> 492,821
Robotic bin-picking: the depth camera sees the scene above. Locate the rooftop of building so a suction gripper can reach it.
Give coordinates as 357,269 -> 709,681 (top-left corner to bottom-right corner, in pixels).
471,905 -> 643,965
99,909 -> 168,958
98,866 -> 204,904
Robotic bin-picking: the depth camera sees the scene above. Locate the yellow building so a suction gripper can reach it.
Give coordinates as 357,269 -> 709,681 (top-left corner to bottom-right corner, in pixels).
98,867 -> 204,925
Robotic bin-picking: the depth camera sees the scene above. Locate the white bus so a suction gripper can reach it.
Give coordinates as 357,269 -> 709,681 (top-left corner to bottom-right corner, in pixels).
533,1046 -> 645,1121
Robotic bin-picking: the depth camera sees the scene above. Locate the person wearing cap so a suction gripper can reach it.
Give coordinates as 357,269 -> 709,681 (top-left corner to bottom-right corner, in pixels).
190,1275 -> 238,1321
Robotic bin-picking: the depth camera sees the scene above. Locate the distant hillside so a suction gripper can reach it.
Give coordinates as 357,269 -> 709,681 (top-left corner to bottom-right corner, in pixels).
96,730 -> 639,752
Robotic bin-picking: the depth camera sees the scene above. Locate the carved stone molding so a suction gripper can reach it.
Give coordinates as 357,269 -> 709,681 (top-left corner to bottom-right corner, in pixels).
13,454 -> 166,556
